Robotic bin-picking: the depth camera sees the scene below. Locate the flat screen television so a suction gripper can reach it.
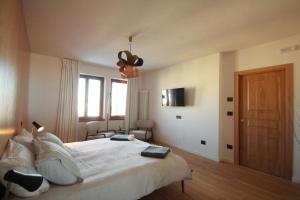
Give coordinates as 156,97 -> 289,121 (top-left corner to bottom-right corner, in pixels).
162,88 -> 185,106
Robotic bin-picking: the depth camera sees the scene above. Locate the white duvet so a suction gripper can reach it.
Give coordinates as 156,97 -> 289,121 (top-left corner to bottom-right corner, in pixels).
12,138 -> 192,200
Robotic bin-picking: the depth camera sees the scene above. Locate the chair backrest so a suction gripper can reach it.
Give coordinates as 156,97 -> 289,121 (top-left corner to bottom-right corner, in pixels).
86,121 -> 101,134
136,120 -> 155,129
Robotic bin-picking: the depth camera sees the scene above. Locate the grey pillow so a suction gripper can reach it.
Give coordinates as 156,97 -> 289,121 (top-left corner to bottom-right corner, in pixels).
33,139 -> 82,185
36,132 -> 64,147
13,129 -> 34,151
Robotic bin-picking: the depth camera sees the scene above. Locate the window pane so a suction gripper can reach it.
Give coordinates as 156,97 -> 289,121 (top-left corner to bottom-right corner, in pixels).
78,78 -> 86,117
87,79 -> 101,117
111,81 -> 127,116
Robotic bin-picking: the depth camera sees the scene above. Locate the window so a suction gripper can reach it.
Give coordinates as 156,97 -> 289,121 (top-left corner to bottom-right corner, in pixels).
110,79 -> 127,120
78,74 -> 104,122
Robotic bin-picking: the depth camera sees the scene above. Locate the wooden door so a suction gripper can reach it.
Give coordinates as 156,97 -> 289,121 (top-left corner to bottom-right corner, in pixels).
235,64 -> 293,179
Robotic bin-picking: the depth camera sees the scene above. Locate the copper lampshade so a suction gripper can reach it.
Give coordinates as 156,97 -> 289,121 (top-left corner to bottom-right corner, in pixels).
116,36 -> 143,79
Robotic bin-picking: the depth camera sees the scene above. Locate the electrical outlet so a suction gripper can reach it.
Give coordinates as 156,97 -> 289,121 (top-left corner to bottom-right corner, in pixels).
227,97 -> 233,102
227,111 -> 233,116
176,115 -> 182,119
201,140 -> 206,145
227,144 -> 233,150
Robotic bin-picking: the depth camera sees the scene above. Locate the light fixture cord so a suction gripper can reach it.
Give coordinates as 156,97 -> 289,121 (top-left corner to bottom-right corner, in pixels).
130,41 -> 132,53
129,36 -> 133,53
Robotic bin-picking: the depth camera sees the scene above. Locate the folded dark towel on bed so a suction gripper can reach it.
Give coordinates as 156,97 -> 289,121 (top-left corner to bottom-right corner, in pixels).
141,146 -> 170,158
110,134 -> 134,141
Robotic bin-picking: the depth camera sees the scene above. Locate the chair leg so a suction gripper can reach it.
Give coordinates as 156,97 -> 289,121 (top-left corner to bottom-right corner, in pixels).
151,128 -> 154,142
85,132 -> 88,141
181,180 -> 185,193
145,130 -> 148,141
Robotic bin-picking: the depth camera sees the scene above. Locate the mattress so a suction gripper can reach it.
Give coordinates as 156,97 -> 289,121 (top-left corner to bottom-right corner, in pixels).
12,138 -> 192,200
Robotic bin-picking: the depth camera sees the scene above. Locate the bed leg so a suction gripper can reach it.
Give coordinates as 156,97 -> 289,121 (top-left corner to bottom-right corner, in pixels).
181,180 -> 185,193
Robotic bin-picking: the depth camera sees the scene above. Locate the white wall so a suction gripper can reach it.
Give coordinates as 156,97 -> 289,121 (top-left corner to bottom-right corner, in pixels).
142,53 -> 221,161
219,34 -> 300,182
219,52 -> 235,163
27,53 -> 125,141
27,53 -> 61,133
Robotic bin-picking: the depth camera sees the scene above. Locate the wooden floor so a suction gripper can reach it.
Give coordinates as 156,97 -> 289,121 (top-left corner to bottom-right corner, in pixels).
141,145 -> 300,200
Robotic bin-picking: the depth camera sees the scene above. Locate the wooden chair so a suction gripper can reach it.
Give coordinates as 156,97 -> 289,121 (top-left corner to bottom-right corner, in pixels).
85,121 -> 115,140
129,120 -> 154,141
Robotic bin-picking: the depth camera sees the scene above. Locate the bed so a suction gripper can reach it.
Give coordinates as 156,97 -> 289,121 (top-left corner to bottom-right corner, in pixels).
9,138 -> 192,200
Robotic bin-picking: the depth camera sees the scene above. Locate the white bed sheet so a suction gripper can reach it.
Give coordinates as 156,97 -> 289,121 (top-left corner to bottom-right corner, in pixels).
12,138 -> 192,200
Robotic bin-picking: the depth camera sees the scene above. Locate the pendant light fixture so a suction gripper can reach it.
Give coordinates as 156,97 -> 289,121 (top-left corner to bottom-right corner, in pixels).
116,36 -> 143,79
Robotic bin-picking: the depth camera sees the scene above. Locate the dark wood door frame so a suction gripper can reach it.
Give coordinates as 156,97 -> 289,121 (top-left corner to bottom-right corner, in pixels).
234,63 -> 294,179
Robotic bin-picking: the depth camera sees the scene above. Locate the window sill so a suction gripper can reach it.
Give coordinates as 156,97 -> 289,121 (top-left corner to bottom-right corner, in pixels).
79,117 -> 105,122
110,116 -> 125,120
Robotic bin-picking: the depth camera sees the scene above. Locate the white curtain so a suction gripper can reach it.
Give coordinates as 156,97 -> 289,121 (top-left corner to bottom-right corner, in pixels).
56,58 -> 78,142
138,90 -> 149,120
124,78 -> 140,131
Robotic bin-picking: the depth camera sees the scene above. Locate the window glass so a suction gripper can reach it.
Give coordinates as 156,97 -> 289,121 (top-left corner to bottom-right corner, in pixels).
78,75 -> 104,121
111,79 -> 127,118
87,79 -> 101,117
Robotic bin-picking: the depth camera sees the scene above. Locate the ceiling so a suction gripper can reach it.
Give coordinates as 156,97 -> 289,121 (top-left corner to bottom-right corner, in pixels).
23,0 -> 300,70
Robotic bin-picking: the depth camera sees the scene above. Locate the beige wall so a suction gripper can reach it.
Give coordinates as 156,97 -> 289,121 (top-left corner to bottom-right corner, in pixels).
27,53 -> 61,133
27,53 -> 125,141
0,0 -> 30,155
142,53 -> 221,161
219,34 -> 300,182
219,52 -> 235,163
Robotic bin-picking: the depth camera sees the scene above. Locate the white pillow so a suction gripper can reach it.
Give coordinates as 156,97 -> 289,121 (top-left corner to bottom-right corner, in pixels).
0,140 -> 49,198
33,139 -> 82,185
36,132 -> 64,147
13,129 -> 34,151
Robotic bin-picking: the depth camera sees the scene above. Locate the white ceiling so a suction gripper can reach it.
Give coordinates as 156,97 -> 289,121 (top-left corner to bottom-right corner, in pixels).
23,0 -> 300,70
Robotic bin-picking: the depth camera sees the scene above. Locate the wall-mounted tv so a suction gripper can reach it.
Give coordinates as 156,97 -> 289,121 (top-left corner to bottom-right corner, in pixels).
162,88 -> 185,106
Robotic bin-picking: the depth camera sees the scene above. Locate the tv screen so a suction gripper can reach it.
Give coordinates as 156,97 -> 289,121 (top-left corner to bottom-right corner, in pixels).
162,88 -> 185,106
